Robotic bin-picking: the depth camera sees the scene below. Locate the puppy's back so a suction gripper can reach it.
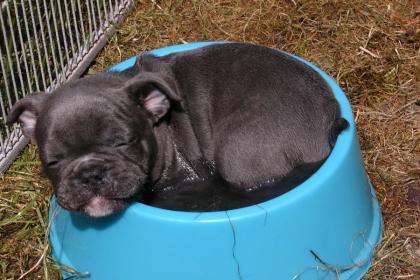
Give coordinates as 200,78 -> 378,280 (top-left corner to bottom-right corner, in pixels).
168,44 -> 344,184
134,43 -> 347,191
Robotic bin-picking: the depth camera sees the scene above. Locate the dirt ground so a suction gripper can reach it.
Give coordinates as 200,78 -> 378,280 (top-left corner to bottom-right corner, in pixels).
1,0 -> 419,279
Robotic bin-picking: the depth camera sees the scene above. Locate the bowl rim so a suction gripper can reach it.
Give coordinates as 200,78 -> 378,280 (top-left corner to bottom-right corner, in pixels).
106,41 -> 356,221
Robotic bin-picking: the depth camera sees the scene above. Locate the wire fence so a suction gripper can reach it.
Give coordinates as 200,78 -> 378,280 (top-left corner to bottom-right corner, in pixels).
0,0 -> 135,172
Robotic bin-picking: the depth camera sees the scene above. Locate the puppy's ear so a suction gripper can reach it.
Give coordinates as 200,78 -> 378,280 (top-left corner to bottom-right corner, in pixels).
124,72 -> 182,123
6,92 -> 47,143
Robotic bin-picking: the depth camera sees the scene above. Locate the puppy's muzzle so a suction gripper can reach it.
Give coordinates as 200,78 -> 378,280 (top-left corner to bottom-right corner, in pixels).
72,155 -> 109,190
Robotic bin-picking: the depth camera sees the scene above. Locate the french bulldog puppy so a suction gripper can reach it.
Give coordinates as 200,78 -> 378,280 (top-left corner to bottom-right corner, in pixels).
7,43 -> 348,216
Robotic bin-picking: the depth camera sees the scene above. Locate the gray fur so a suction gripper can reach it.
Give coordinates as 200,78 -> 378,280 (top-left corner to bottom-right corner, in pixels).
7,43 -> 347,215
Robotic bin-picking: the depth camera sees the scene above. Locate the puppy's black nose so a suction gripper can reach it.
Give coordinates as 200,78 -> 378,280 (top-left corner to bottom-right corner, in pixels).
73,155 -> 107,188
79,168 -> 105,186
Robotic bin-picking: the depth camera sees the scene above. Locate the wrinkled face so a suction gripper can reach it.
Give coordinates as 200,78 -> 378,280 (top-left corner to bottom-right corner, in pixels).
38,83 -> 155,217
7,70 -> 180,217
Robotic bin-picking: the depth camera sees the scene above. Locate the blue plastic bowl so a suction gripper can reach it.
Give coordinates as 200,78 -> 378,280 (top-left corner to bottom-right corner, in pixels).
49,42 -> 382,280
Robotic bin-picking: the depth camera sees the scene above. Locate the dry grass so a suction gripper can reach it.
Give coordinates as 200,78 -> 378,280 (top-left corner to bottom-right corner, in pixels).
1,0 -> 419,279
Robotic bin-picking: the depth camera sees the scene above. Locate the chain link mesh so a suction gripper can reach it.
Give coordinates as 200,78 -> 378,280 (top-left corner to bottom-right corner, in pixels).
0,0 -> 135,172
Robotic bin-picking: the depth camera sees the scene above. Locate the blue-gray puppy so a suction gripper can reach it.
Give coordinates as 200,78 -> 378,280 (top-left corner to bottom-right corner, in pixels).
7,43 -> 348,216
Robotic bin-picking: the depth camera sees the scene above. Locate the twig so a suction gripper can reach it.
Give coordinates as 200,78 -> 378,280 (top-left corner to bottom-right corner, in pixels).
396,274 -> 415,279
392,100 -> 418,114
359,46 -> 382,58
150,0 -> 162,10
18,244 -> 50,280
17,206 -> 60,280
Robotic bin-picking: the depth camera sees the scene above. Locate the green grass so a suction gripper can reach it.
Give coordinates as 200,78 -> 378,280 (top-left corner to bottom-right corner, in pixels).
0,145 -> 60,279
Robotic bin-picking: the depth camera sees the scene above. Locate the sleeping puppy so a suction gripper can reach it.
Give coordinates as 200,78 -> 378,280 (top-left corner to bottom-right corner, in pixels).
7,43 -> 348,216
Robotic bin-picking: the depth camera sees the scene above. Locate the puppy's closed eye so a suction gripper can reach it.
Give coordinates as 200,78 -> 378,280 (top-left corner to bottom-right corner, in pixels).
113,137 -> 138,148
114,142 -> 130,148
47,160 -> 60,168
44,153 -> 64,169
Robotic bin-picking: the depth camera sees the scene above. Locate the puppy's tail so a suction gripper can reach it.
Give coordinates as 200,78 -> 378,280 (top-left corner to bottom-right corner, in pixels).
329,117 -> 349,146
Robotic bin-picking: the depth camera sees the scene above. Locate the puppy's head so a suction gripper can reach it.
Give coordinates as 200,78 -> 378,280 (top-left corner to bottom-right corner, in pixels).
7,71 -> 181,217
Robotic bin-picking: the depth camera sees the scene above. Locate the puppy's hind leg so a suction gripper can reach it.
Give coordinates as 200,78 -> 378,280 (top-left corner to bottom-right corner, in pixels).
214,133 -> 293,190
